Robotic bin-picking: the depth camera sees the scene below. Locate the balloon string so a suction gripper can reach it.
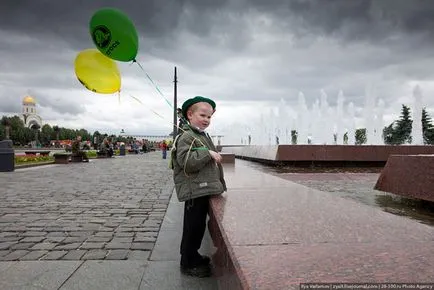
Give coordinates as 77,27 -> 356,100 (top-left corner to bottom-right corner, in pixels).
133,60 -> 173,108
127,92 -> 207,148
129,94 -> 143,104
128,93 -> 192,139
127,93 -> 207,149
128,94 -> 166,119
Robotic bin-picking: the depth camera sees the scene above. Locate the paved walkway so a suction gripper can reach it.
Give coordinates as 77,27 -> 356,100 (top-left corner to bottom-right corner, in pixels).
0,152 -> 216,289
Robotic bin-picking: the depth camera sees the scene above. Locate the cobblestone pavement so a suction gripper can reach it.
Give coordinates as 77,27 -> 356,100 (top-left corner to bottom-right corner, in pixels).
0,152 -> 174,261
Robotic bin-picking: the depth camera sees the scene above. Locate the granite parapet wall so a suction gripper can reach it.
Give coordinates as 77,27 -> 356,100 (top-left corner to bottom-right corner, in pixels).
221,145 -> 434,165
375,154 -> 434,202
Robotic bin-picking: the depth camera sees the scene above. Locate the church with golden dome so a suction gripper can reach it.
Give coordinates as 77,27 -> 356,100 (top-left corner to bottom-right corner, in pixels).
20,95 -> 42,128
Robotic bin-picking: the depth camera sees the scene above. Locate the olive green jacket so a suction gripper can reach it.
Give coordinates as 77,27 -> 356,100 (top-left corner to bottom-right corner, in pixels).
171,125 -> 227,202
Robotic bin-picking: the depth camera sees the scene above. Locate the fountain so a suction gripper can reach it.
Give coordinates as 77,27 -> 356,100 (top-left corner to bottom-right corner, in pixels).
223,86 -> 389,146
363,85 -> 377,145
219,84 -> 434,167
296,92 -> 309,145
412,85 -> 424,145
335,90 -> 345,145
347,102 -> 356,146
221,84 -> 430,148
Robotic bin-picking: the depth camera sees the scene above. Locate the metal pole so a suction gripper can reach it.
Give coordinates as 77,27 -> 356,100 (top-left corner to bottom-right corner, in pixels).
173,66 -> 178,140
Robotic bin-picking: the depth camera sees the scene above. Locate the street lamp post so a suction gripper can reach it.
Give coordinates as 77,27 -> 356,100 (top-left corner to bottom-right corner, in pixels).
173,67 -> 178,140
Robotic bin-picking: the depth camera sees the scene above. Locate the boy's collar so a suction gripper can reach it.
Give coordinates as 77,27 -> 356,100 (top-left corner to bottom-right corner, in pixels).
195,126 -> 205,133
186,123 -> 207,134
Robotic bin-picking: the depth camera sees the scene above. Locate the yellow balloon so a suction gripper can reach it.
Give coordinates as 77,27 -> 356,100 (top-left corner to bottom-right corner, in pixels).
74,48 -> 121,94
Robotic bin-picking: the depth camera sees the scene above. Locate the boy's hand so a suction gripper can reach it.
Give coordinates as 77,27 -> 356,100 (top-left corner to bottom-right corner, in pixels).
209,150 -> 222,163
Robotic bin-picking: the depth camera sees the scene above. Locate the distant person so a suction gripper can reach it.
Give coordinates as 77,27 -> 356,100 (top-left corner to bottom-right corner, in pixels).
142,139 -> 148,153
161,141 -> 168,159
99,138 -> 114,157
71,135 -> 89,162
170,96 -> 227,277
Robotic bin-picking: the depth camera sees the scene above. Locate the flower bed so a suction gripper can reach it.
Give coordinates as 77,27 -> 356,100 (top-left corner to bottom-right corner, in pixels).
15,154 -> 54,165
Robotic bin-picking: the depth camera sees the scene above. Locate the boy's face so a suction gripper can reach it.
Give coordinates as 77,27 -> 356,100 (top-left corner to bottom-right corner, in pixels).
187,102 -> 214,131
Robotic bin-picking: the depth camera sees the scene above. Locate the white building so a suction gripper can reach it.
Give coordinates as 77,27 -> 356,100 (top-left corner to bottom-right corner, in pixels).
20,96 -> 42,128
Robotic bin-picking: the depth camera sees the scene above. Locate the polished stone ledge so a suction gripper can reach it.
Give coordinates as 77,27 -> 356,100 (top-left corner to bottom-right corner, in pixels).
221,145 -> 434,165
209,161 -> 434,289
220,153 -> 235,164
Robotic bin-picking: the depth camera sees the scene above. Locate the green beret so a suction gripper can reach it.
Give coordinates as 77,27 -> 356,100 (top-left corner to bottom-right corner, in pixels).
181,96 -> 216,118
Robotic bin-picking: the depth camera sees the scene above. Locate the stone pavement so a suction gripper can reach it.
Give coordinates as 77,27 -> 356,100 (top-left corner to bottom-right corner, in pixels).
0,152 -> 216,289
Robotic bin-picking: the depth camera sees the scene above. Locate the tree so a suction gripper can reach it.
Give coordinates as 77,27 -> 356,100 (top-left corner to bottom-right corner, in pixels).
422,108 -> 434,144
58,127 -> 76,140
1,114 -> 127,147
31,124 -> 41,147
53,125 -> 60,147
7,116 -> 26,145
76,128 -> 91,141
53,125 -> 60,140
22,127 -> 35,146
383,122 -> 396,145
394,105 -> 412,144
291,130 -> 297,145
40,124 -> 53,146
355,128 -> 367,145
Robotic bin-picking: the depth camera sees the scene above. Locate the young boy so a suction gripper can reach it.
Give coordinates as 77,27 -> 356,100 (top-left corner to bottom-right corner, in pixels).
171,96 -> 227,277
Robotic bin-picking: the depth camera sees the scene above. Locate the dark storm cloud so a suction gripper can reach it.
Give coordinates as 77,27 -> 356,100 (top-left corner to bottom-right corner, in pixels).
0,0 -> 230,49
247,0 -> 434,43
1,0 -> 434,131
1,0 -> 434,48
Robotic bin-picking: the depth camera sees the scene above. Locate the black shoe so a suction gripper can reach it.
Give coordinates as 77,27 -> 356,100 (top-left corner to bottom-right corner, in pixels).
181,254 -> 211,267
180,264 -> 212,278
199,255 -> 211,265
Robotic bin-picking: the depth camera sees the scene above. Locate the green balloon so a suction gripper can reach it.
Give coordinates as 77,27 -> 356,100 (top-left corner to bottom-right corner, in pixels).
90,8 -> 138,62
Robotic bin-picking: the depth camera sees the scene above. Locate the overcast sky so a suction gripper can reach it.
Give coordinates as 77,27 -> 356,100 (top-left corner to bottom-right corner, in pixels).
1,0 -> 434,139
